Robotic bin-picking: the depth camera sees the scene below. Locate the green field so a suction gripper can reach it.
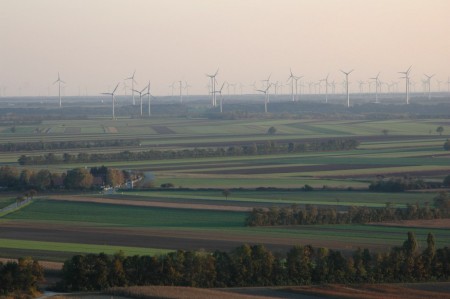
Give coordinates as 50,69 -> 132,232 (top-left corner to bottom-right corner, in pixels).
3,200 -> 246,228
0,238 -> 172,257
1,117 -> 449,261
2,199 -> 450,258
0,197 -> 15,209
117,189 -> 438,208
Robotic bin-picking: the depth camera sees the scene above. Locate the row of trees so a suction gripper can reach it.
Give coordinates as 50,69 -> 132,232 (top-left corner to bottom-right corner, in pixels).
59,233 -> 449,291
0,257 -> 44,296
369,177 -> 441,192
0,165 -> 128,191
0,138 -> 140,152
17,138 -> 359,165
246,193 -> 450,226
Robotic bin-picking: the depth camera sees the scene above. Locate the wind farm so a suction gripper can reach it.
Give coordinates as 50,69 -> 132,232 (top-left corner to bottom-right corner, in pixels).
1,1 -> 450,298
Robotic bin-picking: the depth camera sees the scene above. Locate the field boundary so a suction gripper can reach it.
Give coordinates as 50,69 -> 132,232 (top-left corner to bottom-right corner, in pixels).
0,198 -> 33,217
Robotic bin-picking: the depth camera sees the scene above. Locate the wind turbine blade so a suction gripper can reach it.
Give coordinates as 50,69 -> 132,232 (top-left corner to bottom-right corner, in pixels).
214,68 -> 219,76
112,83 -> 120,94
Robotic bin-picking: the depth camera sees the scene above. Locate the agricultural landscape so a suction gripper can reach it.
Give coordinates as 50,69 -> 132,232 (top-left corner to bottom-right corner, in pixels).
1,94 -> 450,298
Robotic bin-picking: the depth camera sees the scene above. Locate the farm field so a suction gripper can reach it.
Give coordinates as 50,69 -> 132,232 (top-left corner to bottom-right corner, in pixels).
1,195 -> 449,262
98,283 -> 450,299
0,196 -> 15,209
0,117 -> 449,265
1,118 -> 449,190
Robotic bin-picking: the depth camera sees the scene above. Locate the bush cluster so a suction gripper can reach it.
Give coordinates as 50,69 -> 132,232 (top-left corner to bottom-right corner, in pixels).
0,258 -> 43,296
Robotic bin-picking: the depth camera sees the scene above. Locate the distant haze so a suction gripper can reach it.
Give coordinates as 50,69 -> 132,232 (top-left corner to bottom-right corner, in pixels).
1,0 -> 449,96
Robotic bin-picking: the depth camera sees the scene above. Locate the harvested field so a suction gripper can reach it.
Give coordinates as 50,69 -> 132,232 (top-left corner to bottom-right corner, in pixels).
106,126 -> 118,133
106,286 -> 265,299
46,195 -> 251,212
64,127 -> 81,134
324,168 -> 450,178
152,125 -> 175,134
372,218 -> 450,229
199,163 -> 400,175
285,283 -> 450,299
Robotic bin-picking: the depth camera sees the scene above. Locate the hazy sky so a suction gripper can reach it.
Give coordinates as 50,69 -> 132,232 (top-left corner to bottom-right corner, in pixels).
1,0 -> 449,96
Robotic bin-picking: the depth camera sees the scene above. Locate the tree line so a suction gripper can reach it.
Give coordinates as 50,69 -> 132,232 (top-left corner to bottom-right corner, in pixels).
0,257 -> 43,296
369,177 -> 442,192
17,138 -> 359,165
57,233 -> 449,291
0,138 -> 140,152
0,165 -> 129,191
245,192 -> 450,226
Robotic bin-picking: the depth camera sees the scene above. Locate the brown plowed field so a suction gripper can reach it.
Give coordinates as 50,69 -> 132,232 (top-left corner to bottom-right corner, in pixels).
152,125 -> 176,134
324,168 -> 450,178
371,218 -> 450,229
0,221 -> 347,253
200,164 -> 399,175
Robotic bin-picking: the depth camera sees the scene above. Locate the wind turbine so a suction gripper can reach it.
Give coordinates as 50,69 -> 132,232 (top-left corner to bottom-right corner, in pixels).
122,81 -> 129,96
424,73 -> 435,100
238,82 -> 245,95
184,81 -> 192,96
261,74 -> 272,103
287,69 -> 298,102
320,74 -> 330,103
53,73 -> 65,108
256,83 -> 272,113
132,86 -> 148,116
125,70 -> 137,105
215,82 -> 226,113
142,81 -> 153,117
340,69 -> 353,107
370,72 -> 381,103
178,81 -> 184,103
206,68 -> 219,107
399,66 -> 412,104
101,83 -> 120,120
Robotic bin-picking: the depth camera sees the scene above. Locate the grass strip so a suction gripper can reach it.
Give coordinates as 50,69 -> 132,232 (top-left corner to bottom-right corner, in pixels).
0,238 -> 173,256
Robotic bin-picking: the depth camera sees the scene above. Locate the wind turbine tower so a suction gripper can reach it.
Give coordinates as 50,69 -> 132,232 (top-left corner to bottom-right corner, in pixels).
178,81 -> 183,103
320,74 -> 330,103
143,81 -> 153,117
101,83 -> 120,120
399,66 -> 412,104
256,83 -> 272,113
133,86 -> 148,116
340,69 -> 353,107
206,69 -> 219,107
424,73 -> 435,101
53,73 -> 65,108
370,73 -> 381,103
125,71 -> 137,105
